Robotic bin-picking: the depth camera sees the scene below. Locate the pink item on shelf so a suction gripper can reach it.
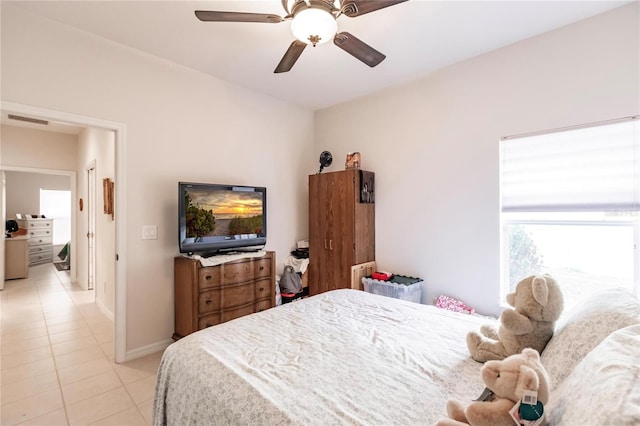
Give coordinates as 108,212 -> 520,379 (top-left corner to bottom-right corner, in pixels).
434,294 -> 475,315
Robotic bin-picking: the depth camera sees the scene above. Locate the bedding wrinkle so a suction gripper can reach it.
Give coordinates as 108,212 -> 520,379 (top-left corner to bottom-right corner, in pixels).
154,290 -> 491,425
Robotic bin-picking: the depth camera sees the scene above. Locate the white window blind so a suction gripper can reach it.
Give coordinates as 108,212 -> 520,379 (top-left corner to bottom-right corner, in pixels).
501,118 -> 640,212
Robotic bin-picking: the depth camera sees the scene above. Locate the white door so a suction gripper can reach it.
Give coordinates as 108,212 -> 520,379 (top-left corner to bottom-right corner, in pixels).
87,166 -> 96,291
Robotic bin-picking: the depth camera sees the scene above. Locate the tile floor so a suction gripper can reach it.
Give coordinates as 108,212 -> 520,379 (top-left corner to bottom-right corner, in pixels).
1,263 -> 164,425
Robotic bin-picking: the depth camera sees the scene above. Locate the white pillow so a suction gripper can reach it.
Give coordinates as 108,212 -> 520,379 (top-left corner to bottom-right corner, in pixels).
541,288 -> 640,390
546,324 -> 640,426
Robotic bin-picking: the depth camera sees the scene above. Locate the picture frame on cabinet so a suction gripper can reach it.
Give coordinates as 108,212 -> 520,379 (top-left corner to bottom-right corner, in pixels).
360,171 -> 375,204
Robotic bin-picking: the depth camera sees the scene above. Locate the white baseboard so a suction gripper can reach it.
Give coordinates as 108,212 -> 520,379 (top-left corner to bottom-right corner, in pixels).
95,299 -> 115,322
124,338 -> 173,362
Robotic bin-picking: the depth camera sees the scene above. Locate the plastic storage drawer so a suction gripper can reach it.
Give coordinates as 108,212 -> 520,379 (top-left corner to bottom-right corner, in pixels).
362,275 -> 423,303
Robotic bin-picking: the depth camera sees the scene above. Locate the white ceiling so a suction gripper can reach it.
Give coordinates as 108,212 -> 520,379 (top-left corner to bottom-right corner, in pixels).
6,0 -> 632,111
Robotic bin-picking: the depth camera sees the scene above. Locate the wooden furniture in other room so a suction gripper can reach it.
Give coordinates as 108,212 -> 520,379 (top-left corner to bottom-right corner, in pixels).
17,218 -> 54,266
5,235 -> 29,279
173,251 -> 276,339
309,169 -> 375,295
351,261 -> 376,291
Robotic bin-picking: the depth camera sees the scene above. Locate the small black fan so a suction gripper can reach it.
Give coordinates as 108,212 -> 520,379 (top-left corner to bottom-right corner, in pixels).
318,151 -> 333,174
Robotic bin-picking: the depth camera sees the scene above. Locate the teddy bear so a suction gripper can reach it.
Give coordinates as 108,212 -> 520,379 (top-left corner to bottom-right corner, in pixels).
467,274 -> 563,363
436,348 -> 550,426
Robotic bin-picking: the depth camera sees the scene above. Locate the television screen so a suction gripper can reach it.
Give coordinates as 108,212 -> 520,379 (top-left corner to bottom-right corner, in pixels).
178,182 -> 266,255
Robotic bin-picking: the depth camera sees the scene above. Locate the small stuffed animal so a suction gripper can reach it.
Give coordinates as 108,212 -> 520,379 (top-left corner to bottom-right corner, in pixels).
436,348 -> 550,426
467,274 -> 563,363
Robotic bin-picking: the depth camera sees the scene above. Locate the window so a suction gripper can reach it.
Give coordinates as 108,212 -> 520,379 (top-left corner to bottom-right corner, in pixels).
40,189 -> 71,246
500,118 -> 639,311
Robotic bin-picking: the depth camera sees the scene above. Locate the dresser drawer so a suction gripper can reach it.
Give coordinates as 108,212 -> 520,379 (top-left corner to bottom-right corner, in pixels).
198,267 -> 221,290
221,302 -> 255,323
198,289 -> 221,313
27,228 -> 53,239
29,245 -> 53,256
222,261 -> 253,284
30,251 -> 52,264
198,314 -> 222,330
254,278 -> 272,301
221,282 -> 255,307
26,220 -> 52,229
254,259 -> 271,279
28,235 -> 53,246
255,299 -> 272,313
198,302 -> 254,330
18,219 -> 53,229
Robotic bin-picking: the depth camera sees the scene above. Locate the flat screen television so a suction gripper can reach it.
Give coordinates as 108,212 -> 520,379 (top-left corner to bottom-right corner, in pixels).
178,182 -> 267,256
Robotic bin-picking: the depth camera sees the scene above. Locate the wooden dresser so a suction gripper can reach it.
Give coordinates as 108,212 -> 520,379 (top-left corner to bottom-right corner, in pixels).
173,251 -> 275,340
17,218 -> 54,266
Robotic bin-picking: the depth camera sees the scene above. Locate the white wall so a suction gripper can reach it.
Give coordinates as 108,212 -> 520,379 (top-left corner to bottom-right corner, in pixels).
76,128 -> 116,317
315,3 -> 640,316
1,125 -> 79,171
1,5 -> 315,356
5,171 -> 71,220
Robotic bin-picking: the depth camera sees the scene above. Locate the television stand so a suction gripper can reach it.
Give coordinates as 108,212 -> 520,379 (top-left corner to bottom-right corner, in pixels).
173,251 -> 275,339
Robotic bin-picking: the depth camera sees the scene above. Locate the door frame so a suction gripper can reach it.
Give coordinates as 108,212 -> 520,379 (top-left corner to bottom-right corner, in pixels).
1,101 -> 128,363
1,166 -> 77,283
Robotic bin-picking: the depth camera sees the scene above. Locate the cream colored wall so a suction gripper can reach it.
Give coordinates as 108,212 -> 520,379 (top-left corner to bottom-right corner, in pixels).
76,128 -> 116,317
315,3 -> 640,316
1,125 -> 78,171
5,171 -> 71,219
1,5 -> 314,356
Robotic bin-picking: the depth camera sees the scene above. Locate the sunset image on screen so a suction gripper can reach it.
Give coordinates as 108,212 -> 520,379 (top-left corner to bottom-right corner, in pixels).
185,188 -> 264,238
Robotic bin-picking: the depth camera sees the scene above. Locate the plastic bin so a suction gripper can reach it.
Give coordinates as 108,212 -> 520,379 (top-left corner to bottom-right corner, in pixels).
362,275 -> 423,303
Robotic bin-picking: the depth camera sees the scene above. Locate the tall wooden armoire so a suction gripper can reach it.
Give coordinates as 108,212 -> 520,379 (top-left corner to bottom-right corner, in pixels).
308,169 -> 375,295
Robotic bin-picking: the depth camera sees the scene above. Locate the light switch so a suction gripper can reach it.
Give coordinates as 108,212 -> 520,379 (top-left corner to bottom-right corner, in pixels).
142,225 -> 157,240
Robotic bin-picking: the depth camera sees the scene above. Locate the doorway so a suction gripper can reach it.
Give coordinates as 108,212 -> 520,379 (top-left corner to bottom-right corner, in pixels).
1,101 -> 127,363
3,167 -> 77,282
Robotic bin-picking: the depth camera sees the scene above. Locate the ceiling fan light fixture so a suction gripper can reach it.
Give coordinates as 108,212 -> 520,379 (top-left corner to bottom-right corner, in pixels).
291,8 -> 337,46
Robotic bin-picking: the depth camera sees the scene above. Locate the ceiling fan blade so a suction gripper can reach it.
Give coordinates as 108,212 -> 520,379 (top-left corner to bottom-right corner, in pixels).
333,32 -> 385,67
195,10 -> 284,23
274,41 -> 307,73
342,0 -> 408,17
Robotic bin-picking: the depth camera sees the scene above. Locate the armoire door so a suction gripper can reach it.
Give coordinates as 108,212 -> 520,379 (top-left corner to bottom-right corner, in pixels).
309,172 -> 331,295
326,171 -> 355,290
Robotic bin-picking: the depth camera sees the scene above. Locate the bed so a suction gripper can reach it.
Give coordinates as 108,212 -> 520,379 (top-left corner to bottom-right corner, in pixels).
153,288 -> 640,425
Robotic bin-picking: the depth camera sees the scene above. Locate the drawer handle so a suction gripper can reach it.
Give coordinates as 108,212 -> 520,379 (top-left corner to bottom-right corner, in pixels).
259,287 -> 265,292
205,274 -> 212,280
205,299 -> 212,305
259,266 -> 264,271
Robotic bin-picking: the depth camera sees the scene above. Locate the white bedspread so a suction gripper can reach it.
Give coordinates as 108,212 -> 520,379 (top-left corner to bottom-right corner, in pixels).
153,289 -> 491,426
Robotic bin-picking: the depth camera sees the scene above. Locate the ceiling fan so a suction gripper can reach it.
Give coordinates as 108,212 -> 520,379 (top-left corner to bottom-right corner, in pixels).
195,0 -> 408,73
